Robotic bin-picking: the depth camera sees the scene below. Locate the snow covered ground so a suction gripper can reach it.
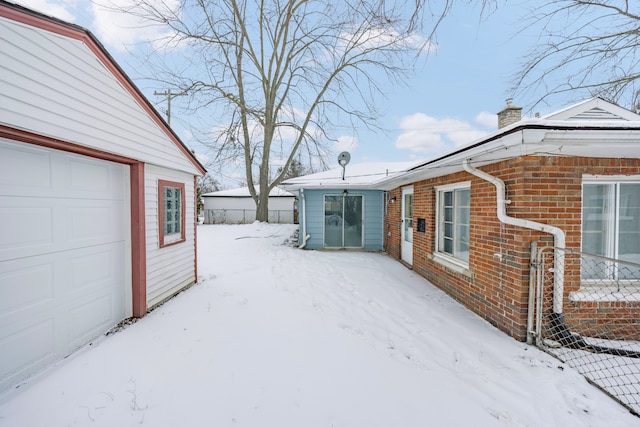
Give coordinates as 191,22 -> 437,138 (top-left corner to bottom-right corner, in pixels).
1,223 -> 638,426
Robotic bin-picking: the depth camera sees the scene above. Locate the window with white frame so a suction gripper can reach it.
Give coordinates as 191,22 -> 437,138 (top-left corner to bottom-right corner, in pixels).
158,180 -> 186,247
582,179 -> 640,281
436,183 -> 470,264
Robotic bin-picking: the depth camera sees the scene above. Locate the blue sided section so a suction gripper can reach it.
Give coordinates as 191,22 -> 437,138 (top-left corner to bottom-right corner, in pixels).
297,189 -> 384,250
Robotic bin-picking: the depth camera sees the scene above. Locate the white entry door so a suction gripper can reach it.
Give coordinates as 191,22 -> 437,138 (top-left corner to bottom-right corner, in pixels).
0,139 -> 130,392
401,187 -> 413,265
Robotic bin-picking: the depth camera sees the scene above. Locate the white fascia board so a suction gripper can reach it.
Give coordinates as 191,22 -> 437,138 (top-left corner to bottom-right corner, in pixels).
377,125 -> 640,191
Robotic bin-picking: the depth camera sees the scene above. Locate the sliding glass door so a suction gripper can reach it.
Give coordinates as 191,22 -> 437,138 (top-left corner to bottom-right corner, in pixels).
324,194 -> 363,248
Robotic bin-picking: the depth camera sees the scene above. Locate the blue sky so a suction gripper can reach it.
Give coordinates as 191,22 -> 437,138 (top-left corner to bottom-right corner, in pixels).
17,0 -> 584,185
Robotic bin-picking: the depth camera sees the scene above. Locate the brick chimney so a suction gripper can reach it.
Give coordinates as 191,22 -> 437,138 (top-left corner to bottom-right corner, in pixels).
497,98 -> 522,129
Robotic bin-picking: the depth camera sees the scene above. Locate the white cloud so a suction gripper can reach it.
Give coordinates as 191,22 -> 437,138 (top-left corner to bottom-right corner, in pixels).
92,0 -> 180,52
347,27 -> 435,54
475,111 -> 498,129
335,135 -> 358,153
394,112 -> 494,155
395,129 -> 445,153
14,0 -> 76,21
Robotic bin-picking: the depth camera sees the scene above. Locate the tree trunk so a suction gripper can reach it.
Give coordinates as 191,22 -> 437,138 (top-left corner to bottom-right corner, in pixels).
255,191 -> 270,222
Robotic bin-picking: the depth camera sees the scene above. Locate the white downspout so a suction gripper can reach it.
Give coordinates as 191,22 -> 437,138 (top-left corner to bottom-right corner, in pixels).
298,189 -> 311,249
462,159 -> 565,314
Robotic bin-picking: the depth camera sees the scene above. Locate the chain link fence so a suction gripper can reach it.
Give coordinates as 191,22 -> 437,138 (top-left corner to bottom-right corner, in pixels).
530,245 -> 640,415
202,209 -> 295,224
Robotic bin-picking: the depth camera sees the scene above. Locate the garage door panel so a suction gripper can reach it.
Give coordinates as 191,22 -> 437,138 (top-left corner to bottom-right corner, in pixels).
0,316 -> 55,390
0,139 -> 129,392
0,198 -> 125,262
0,139 -> 125,200
66,202 -> 125,245
69,246 -> 119,291
68,293 -> 115,349
67,156 -> 116,194
0,244 -> 126,391
1,243 -> 124,316
0,261 -> 54,314
0,141 -> 52,192
0,206 -> 54,259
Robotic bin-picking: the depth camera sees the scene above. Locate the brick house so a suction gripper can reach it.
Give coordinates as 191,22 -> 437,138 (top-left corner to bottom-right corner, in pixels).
379,98 -> 640,342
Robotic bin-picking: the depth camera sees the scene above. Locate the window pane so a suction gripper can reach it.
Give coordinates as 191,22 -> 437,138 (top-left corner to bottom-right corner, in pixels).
618,184 -> 640,266
324,195 -> 343,247
443,238 -> 453,254
438,187 -> 470,263
444,191 -> 453,206
444,206 -> 453,222
444,222 -> 453,238
456,190 -> 470,225
344,195 -> 363,247
582,184 -> 611,256
405,194 -> 413,217
164,186 -> 181,237
456,188 -> 470,206
456,224 -> 470,262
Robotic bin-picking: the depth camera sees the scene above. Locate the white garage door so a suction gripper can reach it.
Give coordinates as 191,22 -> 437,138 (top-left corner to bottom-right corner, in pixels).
0,139 -> 129,392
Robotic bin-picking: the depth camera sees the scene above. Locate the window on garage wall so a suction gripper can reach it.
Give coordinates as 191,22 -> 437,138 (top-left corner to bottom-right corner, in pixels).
158,180 -> 186,247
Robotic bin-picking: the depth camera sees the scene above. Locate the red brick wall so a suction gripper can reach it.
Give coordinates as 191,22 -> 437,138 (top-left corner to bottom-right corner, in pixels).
385,156 -> 640,341
384,187 -> 402,260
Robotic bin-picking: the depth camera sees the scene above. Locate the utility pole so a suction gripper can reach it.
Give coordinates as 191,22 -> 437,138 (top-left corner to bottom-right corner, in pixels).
154,89 -> 186,126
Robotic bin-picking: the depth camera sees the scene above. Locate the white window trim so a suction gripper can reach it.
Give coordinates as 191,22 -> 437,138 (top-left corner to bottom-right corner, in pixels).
434,181 -> 471,269
158,180 -> 186,248
582,174 -> 640,182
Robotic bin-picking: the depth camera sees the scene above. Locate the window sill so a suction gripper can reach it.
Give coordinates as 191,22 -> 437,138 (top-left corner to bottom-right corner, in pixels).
160,236 -> 186,248
570,287 -> 640,302
429,253 -> 473,278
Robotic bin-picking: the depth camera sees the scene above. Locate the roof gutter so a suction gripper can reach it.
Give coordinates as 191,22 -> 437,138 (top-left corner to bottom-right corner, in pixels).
462,159 -> 566,314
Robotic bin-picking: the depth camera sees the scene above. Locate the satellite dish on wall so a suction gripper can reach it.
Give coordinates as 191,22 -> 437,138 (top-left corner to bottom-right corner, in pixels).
338,151 -> 351,180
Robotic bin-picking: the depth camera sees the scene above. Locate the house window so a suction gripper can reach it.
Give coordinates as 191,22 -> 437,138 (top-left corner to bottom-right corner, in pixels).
582,180 -> 640,281
158,180 -> 186,247
436,183 -> 470,264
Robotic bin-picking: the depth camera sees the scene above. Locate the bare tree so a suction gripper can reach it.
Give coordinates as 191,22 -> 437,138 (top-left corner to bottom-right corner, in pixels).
196,173 -> 220,211
109,0 -> 492,221
513,0 -> 640,110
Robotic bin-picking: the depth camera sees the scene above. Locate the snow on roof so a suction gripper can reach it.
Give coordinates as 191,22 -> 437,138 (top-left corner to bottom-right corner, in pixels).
202,186 -> 294,198
406,97 -> 640,173
280,162 -> 416,189
283,98 -> 640,192
541,97 -> 640,121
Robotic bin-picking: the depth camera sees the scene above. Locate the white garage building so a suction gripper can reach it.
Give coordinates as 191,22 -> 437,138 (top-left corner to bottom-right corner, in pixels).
0,2 -> 206,392
202,186 -> 296,224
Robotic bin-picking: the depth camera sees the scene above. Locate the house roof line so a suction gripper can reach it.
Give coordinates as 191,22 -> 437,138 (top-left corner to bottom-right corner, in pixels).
408,121 -> 640,172
0,0 -> 206,175
202,186 -> 294,198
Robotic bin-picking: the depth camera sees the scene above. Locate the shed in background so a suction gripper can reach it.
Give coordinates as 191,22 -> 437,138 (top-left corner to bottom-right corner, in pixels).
202,186 -> 296,224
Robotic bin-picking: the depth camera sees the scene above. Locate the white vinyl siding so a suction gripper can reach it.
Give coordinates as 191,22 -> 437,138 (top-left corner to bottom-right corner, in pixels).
0,17 -> 200,176
145,165 -> 196,308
